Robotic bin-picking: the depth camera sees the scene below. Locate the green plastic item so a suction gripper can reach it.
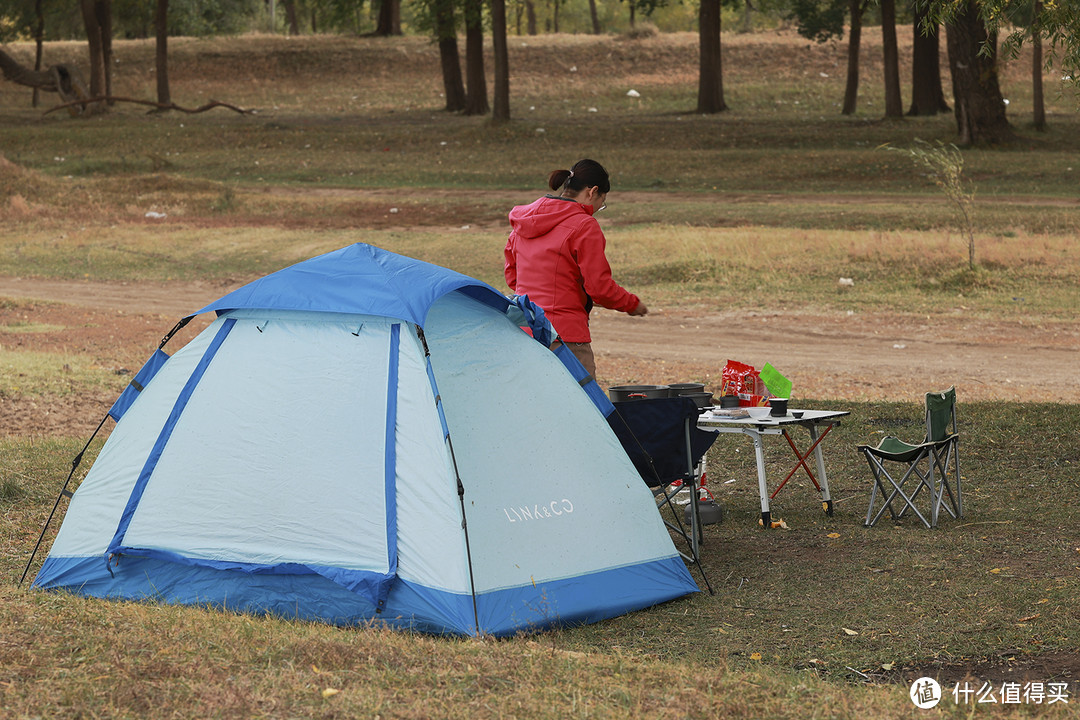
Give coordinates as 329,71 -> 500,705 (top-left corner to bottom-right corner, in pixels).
760,363 -> 792,399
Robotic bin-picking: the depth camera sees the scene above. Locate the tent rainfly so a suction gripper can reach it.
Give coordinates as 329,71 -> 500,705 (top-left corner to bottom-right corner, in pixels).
32,243 -> 697,636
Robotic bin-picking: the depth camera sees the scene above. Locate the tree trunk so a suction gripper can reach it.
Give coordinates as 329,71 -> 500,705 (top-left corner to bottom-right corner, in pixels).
552,0 -> 559,34
945,0 -> 1013,146
33,0 -> 44,108
842,0 -> 863,115
154,0 -> 170,106
464,0 -> 490,115
95,0 -> 113,104
434,0 -> 466,112
629,3 -> 635,29
79,0 -> 107,109
588,0 -> 600,34
696,0 -> 727,113
881,0 -> 902,117
526,0 -> 537,35
491,0 -> 510,123
908,2 -> 949,116
1032,0 -> 1046,131
438,37 -> 466,112
376,0 -> 401,36
283,0 -> 300,35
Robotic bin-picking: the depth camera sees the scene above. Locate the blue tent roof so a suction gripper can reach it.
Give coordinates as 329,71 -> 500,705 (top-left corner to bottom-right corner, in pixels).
194,243 -> 508,326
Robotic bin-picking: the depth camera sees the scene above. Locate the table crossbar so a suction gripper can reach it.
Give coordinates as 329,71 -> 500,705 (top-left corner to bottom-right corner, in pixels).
771,424 -> 834,499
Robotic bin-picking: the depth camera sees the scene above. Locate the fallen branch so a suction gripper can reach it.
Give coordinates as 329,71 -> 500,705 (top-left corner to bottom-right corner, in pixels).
43,95 -> 255,116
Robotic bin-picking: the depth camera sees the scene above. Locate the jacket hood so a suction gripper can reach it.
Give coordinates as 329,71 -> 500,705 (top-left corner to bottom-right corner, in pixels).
509,195 -> 593,239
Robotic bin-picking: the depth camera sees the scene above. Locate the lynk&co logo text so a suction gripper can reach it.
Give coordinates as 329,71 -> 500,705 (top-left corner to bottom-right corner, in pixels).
502,499 -> 574,523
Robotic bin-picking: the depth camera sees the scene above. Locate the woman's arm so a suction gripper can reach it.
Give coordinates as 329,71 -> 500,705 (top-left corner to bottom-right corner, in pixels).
573,219 -> 639,314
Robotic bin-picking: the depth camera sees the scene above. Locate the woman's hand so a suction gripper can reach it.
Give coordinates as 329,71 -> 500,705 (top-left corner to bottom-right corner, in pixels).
629,301 -> 649,317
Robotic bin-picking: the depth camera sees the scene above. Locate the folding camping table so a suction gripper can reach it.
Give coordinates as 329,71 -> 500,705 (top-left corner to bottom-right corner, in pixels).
697,409 -> 849,527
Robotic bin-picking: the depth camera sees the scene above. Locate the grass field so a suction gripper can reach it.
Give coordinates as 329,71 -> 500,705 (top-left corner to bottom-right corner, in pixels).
2,29 -> 1080,719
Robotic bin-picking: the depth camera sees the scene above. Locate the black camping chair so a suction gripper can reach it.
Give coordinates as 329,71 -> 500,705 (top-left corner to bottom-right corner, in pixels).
609,397 -> 719,592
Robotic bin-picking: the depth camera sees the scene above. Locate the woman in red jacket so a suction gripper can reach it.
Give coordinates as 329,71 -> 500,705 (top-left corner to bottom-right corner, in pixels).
504,158 -> 648,377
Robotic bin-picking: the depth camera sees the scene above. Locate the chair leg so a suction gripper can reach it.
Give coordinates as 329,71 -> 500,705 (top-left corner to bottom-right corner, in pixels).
862,451 -> 896,527
863,452 -> 930,527
894,461 -> 928,520
864,458 -> 881,527
862,451 -> 933,528
953,443 -> 963,518
928,450 -> 939,528
930,443 -> 961,521
889,463 -> 934,529
944,442 -> 962,518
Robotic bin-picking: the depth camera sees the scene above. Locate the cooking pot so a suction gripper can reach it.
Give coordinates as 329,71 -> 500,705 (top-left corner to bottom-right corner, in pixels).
685,499 -> 724,526
608,385 -> 670,402
678,391 -> 714,409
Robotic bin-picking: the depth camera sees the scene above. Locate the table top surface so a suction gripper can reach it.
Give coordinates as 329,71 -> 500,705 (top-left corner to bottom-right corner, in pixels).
698,408 -> 850,427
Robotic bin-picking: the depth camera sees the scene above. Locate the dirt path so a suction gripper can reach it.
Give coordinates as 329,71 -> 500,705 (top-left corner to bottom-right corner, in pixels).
594,306 -> 1080,403
2,277 -> 1077,422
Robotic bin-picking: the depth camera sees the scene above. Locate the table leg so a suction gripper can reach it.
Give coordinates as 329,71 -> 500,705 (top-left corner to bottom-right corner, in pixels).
808,424 -> 834,516
749,431 -> 771,527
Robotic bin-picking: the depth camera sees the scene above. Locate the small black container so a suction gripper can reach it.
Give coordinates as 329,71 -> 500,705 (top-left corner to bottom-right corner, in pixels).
678,391 -> 715,409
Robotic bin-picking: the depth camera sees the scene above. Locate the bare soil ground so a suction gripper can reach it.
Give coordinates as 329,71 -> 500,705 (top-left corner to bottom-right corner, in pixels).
2,273 -> 1077,439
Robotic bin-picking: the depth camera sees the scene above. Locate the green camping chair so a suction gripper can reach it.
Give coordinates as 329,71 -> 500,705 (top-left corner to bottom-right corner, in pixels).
859,387 -> 962,528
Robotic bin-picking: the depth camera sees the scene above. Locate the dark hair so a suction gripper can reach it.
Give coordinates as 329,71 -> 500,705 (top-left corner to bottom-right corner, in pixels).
547,158 -> 611,195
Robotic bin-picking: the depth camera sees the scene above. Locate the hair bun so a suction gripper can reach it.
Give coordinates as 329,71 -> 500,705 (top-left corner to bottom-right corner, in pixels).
547,169 -> 572,191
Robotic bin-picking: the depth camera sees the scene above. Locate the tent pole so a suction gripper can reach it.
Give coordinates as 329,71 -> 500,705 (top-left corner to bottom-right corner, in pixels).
21,315 -> 191,586
450,441 -> 482,637
19,413 -> 109,586
416,326 -> 481,636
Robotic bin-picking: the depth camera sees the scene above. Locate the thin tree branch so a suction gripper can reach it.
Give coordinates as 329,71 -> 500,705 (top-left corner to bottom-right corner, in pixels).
43,95 -> 255,116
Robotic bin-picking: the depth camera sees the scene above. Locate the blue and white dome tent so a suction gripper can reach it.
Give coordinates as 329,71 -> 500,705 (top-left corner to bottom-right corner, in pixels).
31,243 -> 696,636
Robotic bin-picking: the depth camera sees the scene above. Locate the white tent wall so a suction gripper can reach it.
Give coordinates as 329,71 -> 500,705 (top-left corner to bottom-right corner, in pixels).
122,312 -> 397,571
385,322 -> 474,595
425,292 -> 692,629
42,319 -> 219,563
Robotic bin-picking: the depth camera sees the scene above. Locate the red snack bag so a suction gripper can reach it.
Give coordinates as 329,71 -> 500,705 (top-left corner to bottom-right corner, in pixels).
720,360 -> 773,407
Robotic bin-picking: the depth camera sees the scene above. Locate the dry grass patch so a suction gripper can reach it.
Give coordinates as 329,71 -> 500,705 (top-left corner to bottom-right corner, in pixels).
0,153 -> 63,213
0,583 -> 914,719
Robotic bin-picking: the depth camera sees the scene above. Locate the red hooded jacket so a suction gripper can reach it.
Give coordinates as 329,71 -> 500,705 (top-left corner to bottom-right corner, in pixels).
504,195 -> 640,343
